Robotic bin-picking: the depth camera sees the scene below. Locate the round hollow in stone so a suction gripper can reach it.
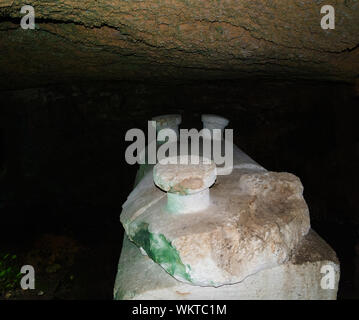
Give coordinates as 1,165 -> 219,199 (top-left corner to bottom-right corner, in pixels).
153,155 -> 217,195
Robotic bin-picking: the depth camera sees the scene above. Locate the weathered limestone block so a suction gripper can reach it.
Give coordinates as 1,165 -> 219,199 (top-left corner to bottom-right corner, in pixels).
114,230 -> 339,300
121,167 -> 310,286
116,114 -> 339,299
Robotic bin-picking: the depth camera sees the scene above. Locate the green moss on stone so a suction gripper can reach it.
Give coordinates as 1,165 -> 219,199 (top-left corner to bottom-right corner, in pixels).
130,222 -> 192,282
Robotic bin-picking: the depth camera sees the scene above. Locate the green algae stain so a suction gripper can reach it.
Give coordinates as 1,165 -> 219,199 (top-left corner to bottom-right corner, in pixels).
130,223 -> 192,282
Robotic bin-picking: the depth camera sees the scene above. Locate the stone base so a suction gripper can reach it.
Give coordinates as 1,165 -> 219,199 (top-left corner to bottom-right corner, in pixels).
114,229 -> 339,300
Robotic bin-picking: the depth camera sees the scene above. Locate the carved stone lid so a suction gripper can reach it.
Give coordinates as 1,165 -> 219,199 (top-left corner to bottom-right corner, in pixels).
152,114 -> 182,131
153,155 -> 216,195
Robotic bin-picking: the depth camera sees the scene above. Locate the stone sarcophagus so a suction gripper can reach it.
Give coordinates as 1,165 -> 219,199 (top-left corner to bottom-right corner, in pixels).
114,114 -> 339,300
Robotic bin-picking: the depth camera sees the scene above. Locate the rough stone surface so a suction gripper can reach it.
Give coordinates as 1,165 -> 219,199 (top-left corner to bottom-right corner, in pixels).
0,0 -> 358,89
152,114 -> 182,132
114,230 -> 339,300
121,167 -> 310,286
153,155 -> 217,194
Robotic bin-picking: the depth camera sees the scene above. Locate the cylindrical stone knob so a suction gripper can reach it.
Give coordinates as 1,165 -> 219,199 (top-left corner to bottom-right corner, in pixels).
201,114 -> 229,140
153,155 -> 216,214
152,114 -> 182,136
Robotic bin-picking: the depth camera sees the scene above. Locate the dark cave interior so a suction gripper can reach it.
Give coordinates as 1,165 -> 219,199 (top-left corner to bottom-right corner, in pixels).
0,79 -> 358,299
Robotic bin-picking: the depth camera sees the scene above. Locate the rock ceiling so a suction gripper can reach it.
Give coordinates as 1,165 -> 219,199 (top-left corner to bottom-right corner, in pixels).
0,0 -> 358,89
